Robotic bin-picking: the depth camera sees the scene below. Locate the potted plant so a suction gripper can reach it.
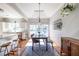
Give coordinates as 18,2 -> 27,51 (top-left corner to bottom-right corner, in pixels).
61,3 -> 76,17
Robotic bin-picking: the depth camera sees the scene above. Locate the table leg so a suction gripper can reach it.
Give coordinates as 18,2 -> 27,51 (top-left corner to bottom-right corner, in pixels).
46,38 -> 48,51
32,42 -> 34,50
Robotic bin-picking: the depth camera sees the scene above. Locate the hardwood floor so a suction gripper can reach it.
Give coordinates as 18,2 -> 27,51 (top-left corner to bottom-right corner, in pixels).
7,39 -> 28,56
7,39 -> 55,56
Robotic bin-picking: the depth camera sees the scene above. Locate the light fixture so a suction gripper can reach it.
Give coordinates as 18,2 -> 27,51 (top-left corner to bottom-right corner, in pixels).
38,3 -> 41,37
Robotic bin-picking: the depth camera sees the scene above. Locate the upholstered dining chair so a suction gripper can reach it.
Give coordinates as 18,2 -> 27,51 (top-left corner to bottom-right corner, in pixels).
31,34 -> 40,50
32,38 -> 40,50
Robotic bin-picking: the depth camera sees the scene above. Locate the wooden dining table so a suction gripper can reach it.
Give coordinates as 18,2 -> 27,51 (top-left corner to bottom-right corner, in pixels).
32,37 -> 48,51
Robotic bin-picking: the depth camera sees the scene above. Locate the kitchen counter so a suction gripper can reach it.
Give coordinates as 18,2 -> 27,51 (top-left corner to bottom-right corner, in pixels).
0,34 -> 18,46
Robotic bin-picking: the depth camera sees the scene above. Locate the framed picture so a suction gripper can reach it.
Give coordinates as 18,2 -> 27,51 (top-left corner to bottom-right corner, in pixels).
54,19 -> 63,30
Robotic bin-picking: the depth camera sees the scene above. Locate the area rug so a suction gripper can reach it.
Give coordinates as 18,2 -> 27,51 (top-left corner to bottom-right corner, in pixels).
21,39 -> 55,56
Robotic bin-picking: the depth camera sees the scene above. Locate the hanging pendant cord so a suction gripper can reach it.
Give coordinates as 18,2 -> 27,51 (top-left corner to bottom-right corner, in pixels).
39,3 -> 40,22
38,3 -> 40,37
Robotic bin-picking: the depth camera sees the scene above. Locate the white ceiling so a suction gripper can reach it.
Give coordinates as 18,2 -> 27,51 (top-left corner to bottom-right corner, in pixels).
0,3 -> 23,18
15,3 -> 64,19
0,3 -> 64,23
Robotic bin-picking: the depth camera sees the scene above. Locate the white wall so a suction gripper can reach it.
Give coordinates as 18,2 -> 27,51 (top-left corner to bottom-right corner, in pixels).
28,18 -> 49,25
62,4 -> 79,39
0,22 -> 3,36
49,9 -> 62,53
0,18 -> 3,33
49,3 -> 79,53
50,3 -> 79,40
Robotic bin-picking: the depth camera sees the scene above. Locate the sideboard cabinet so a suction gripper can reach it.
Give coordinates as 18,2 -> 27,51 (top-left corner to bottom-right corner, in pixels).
61,37 -> 79,56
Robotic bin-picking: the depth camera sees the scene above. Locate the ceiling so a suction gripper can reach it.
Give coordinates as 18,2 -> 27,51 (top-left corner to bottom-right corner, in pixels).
0,3 -> 64,23
14,3 -> 64,19
0,3 -> 23,18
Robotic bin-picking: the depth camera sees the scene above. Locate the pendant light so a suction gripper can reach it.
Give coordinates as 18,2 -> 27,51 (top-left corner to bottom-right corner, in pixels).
38,3 -> 41,37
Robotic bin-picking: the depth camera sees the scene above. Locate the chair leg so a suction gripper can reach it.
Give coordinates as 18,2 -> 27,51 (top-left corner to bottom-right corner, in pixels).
4,48 -> 6,56
46,39 -> 48,51
6,47 -> 8,54
4,47 -> 7,56
0,47 -> 2,52
4,47 -> 8,56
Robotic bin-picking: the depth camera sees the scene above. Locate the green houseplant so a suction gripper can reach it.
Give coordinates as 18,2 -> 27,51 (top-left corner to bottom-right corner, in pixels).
61,3 -> 76,17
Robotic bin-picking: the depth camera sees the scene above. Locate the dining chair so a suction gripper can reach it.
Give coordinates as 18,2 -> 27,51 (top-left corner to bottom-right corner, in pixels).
32,38 -> 40,50
6,39 -> 19,56
0,42 -> 11,56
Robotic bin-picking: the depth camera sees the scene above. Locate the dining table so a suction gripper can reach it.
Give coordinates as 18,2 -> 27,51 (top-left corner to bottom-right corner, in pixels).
32,36 -> 48,51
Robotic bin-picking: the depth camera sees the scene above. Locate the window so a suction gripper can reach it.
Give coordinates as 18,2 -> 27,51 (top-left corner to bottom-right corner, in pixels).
30,24 -> 48,37
2,22 -> 22,32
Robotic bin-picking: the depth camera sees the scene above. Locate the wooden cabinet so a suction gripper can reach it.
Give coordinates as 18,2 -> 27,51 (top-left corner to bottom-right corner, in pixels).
61,37 -> 71,56
61,37 -> 79,56
71,42 -> 79,56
